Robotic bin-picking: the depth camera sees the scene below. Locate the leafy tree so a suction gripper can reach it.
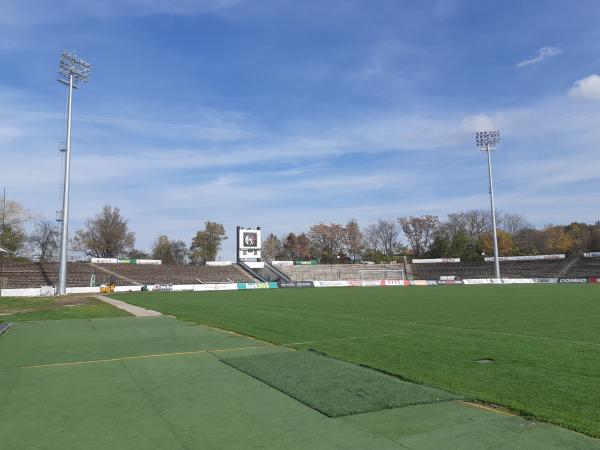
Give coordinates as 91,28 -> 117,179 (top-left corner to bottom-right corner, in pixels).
127,249 -> 150,259
152,235 -> 175,264
29,220 -> 59,261
345,219 -> 363,262
479,230 -> 513,256
282,233 -> 312,260
308,223 -> 346,261
262,233 -> 283,260
399,215 -> 440,257
190,221 -> 227,264
543,226 -> 574,254
73,205 -> 135,258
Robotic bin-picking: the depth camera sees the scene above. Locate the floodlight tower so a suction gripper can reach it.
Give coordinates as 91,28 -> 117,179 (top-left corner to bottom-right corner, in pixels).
56,51 -> 91,295
476,130 -> 501,280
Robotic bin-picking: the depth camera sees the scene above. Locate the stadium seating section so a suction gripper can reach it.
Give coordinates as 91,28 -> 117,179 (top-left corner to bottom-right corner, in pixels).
1,257 -> 599,289
409,259 -> 570,280
0,262 -> 253,289
280,264 -> 406,281
564,257 -> 600,277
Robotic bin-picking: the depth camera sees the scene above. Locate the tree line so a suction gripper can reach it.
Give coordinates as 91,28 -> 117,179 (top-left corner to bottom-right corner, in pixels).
2,199 -> 599,264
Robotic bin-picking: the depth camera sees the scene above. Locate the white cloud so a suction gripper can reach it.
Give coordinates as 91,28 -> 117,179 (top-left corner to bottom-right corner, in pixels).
516,46 -> 562,68
568,74 -> 600,101
461,114 -> 496,132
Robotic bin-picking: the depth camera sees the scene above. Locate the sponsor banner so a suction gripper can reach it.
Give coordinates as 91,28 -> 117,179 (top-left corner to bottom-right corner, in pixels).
410,280 -> 428,286
0,288 -> 44,297
90,257 -> 118,264
193,283 -> 238,291
152,284 -> 173,291
383,279 -> 408,286
171,284 -> 194,291
237,282 -> 278,290
463,279 -> 492,285
426,280 -> 439,286
534,278 -> 559,284
437,280 -> 463,285
294,260 -> 318,265
559,278 -> 589,284
206,261 -> 233,266
278,281 -> 314,288
313,280 -> 349,287
501,278 -> 535,284
361,280 -> 382,287
484,254 -> 565,262
272,261 -> 294,266
412,258 -> 460,264
588,277 -> 599,283
66,286 -> 101,294
584,252 -> 600,258
136,259 -> 162,265
348,279 -> 363,287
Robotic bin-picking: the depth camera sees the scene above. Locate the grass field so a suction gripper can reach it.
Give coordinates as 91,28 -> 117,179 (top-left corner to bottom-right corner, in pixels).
2,315 -> 598,449
0,295 -> 131,322
113,284 -> 600,438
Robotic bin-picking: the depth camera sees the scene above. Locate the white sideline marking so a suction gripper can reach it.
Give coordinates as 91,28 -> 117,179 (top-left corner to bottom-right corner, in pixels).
95,295 -> 162,317
283,318 -> 600,348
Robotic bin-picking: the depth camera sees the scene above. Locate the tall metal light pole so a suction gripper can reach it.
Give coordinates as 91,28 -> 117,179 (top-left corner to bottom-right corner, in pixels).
56,51 -> 91,295
476,130 -> 501,280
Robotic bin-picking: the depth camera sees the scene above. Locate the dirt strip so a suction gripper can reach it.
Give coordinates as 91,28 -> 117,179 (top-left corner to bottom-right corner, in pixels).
95,295 -> 162,317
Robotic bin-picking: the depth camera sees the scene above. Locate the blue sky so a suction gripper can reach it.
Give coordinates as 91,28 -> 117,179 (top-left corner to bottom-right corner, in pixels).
1,0 -> 600,259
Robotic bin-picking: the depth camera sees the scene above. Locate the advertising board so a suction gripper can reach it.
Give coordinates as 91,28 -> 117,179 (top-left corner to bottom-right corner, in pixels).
237,282 -> 278,289
558,278 -> 588,284
278,281 -> 314,288
313,280 -> 349,287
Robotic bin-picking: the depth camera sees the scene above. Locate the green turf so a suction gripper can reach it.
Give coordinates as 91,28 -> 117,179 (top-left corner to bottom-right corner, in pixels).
2,317 -> 599,449
222,350 -> 461,417
112,285 -> 600,438
0,296 -> 131,322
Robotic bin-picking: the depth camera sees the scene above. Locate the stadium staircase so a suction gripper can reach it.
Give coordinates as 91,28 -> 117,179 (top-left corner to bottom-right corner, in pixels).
557,255 -> 584,278
90,263 -> 142,286
236,261 -> 267,282
258,261 -> 292,283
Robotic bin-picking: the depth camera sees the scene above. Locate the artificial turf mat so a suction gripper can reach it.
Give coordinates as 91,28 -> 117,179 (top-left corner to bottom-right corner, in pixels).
221,350 -> 462,417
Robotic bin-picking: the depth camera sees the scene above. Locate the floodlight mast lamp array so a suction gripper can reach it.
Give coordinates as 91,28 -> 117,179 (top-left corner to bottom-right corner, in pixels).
475,130 -> 501,280
56,51 -> 91,296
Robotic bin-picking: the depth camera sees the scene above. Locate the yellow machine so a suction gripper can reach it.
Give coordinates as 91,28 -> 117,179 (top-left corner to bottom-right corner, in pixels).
99,276 -> 116,293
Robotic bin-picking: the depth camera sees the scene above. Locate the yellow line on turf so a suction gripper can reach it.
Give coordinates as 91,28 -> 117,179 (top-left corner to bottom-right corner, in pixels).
461,400 -> 516,417
23,345 -> 278,369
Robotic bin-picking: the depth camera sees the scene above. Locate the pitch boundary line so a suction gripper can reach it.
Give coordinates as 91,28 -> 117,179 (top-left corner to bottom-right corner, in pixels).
282,320 -> 600,347
23,345 -> 279,369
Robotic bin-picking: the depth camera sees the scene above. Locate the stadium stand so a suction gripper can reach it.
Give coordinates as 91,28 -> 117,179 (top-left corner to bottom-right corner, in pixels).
409,259 -> 570,280
564,256 -> 600,277
98,263 -> 254,285
0,261 -> 254,289
280,264 -> 406,281
0,262 -> 129,288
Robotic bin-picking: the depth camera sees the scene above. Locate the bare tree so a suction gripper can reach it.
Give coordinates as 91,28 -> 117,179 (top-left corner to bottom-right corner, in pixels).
29,220 -> 59,261
170,240 -> 188,264
73,206 -> 135,258
501,213 -> 532,235
364,220 -> 400,256
0,197 -> 31,254
399,215 -> 440,257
